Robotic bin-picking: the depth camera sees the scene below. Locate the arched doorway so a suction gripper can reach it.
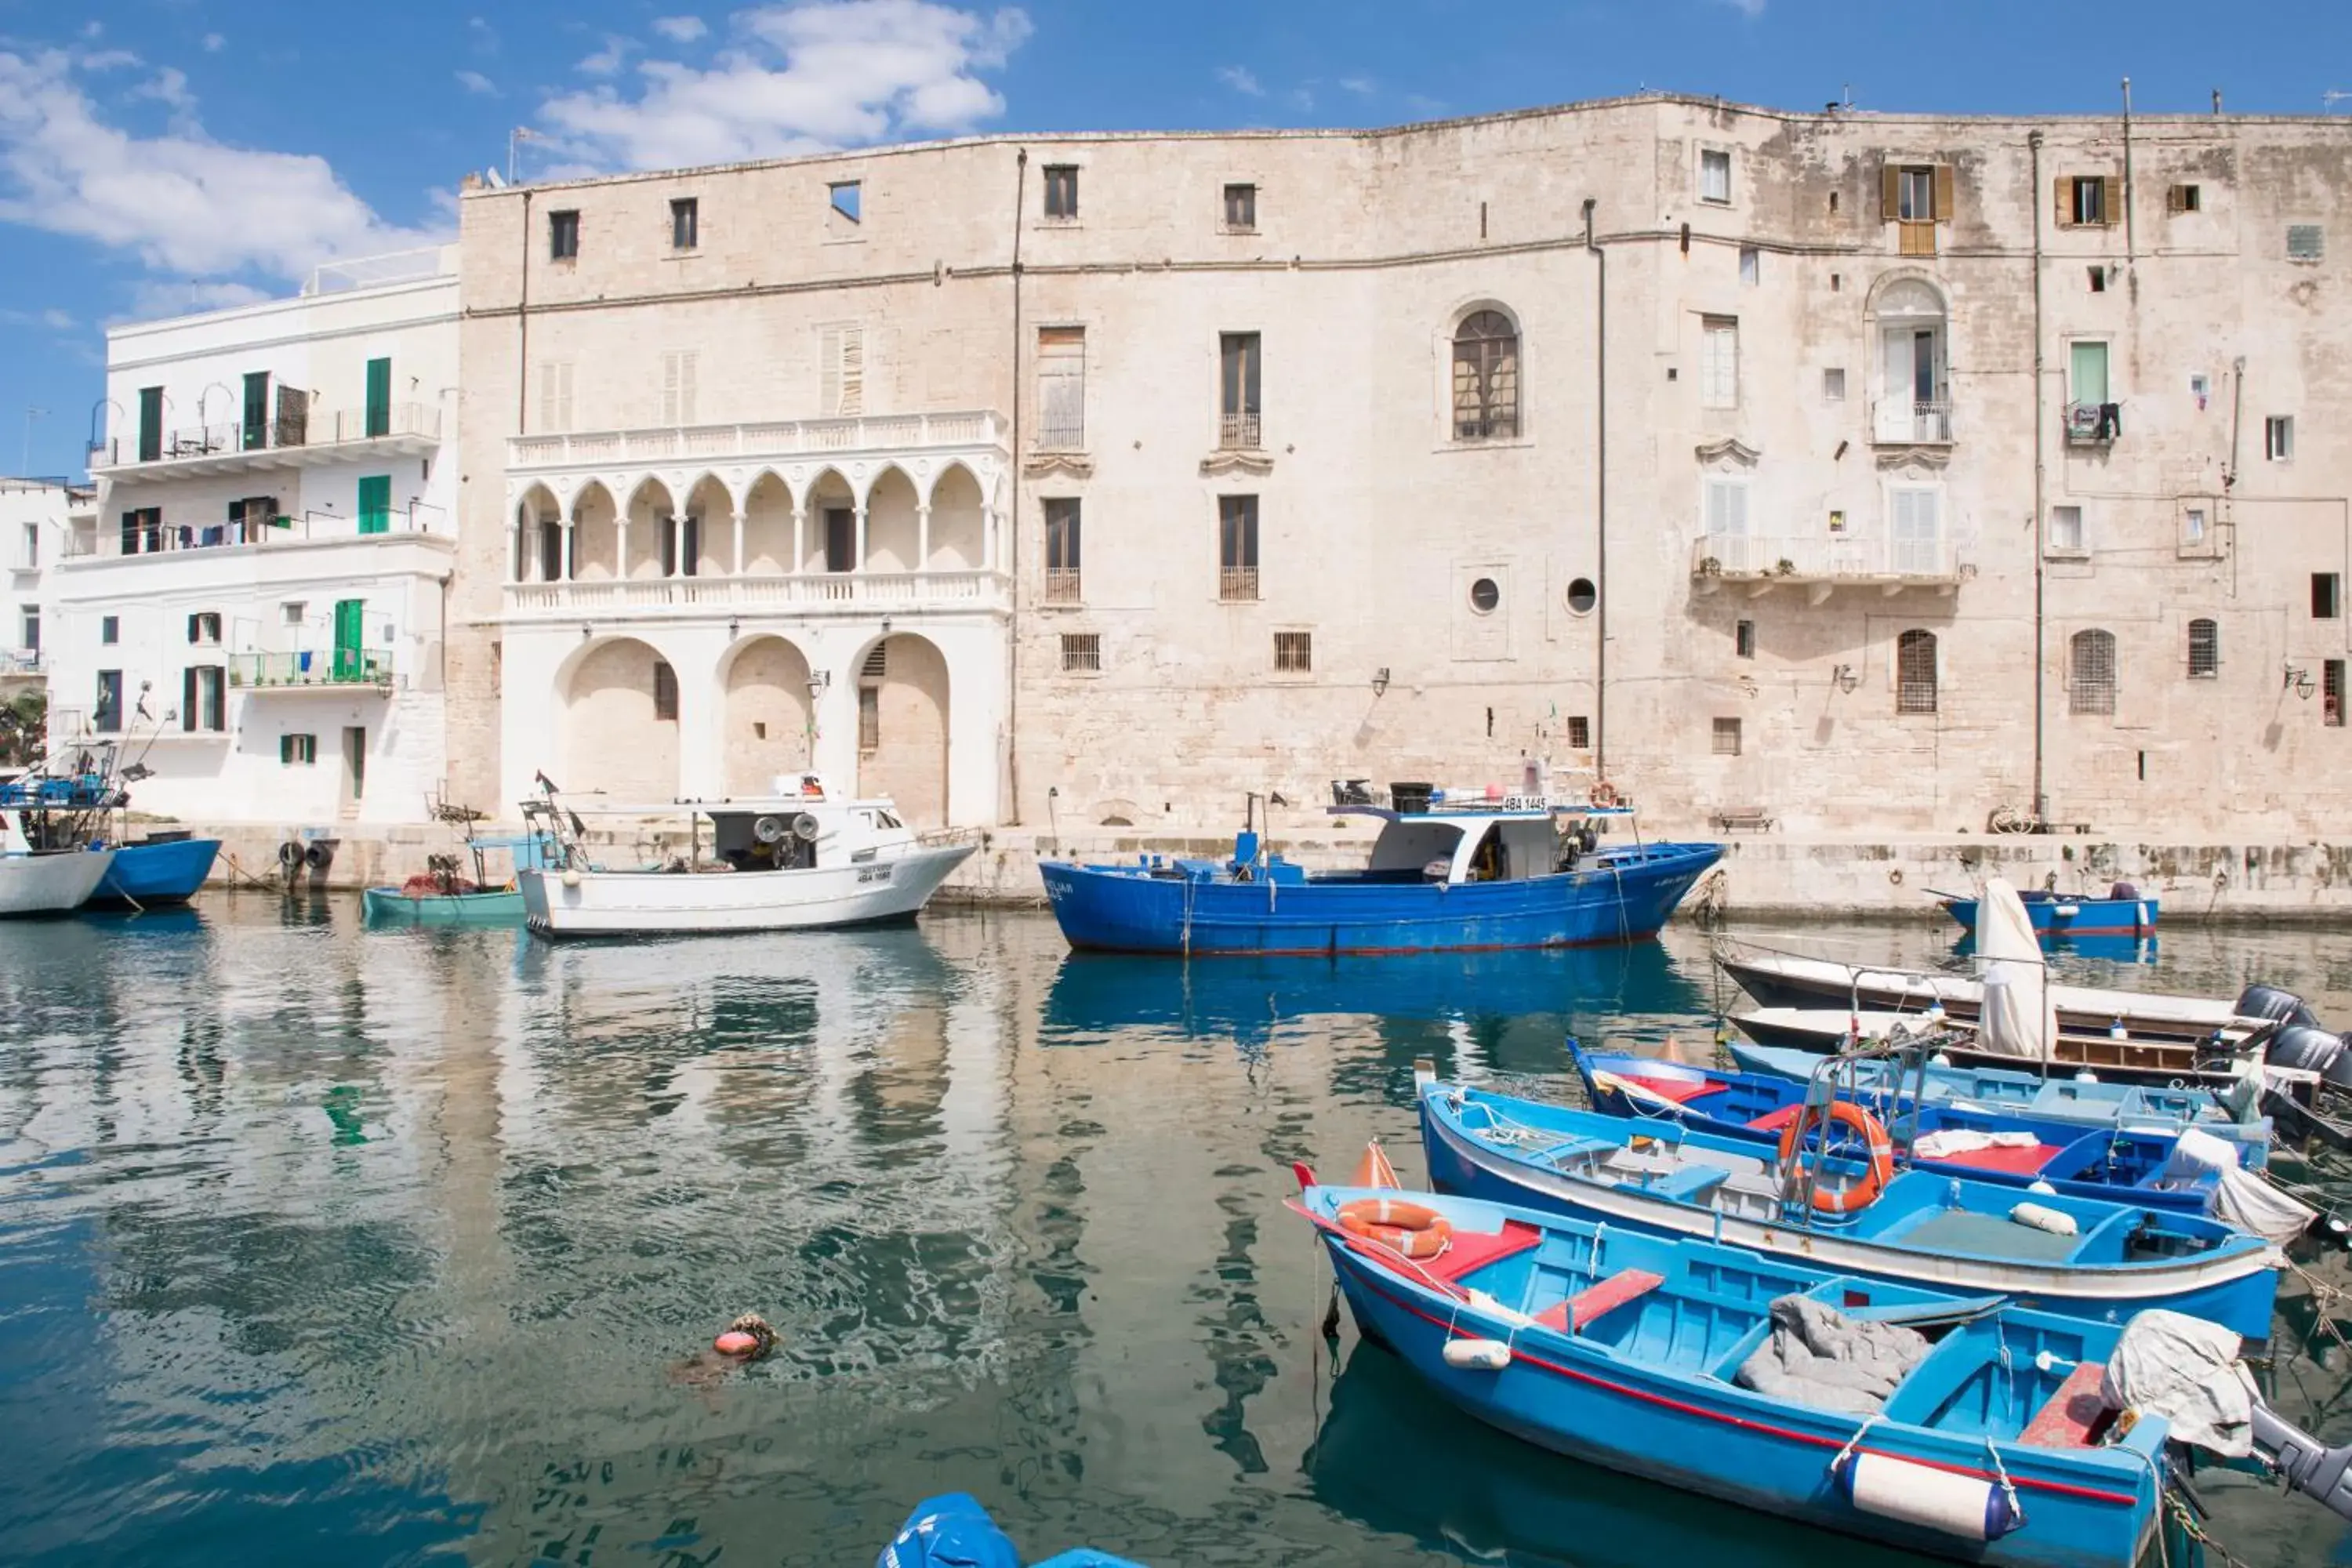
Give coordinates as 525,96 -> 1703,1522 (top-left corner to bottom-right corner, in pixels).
854,633 -> 949,826
722,635 -> 813,794
563,637 -> 679,799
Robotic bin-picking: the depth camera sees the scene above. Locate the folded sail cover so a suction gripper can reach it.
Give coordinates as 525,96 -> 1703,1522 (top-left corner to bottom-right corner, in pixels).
1974,878 -> 2058,1061
2156,1126 -> 2318,1243
2102,1310 -> 2254,1458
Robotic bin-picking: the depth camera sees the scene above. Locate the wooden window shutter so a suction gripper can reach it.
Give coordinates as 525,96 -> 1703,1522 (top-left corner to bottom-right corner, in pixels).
1880,163 -> 1901,223
2055,177 -> 2073,227
2101,176 -> 2121,227
1933,165 -> 1955,224
2167,183 -> 2187,213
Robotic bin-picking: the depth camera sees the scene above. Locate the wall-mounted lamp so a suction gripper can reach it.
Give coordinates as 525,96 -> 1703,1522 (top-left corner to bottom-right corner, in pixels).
728,615 -> 740,638
1371,666 -> 1392,697
807,670 -> 832,699
580,623 -> 592,641
1832,662 -> 1860,694
2284,662 -> 2316,699
880,616 -> 893,636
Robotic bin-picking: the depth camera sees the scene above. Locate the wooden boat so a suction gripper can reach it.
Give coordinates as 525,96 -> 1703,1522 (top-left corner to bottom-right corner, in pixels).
1932,887 -> 2157,938
1039,775 -> 1720,956
364,833 -> 544,927
1417,1073 -> 2282,1338
877,1493 -> 1142,1566
1730,1006 -> 2263,1091
1568,1043 -> 2223,1210
0,848 -> 114,916
1722,1039 -> 2273,1166
1719,950 -> 2255,1044
86,833 -> 221,906
1,749 -> 216,908
1293,1178 -> 2352,1567
517,775 -> 975,938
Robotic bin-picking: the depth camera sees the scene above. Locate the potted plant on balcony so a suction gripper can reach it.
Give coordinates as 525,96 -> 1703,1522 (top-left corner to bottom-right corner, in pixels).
1774,557 -> 1796,576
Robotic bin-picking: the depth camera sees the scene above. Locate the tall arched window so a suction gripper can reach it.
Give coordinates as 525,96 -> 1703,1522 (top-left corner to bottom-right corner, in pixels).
2070,629 -> 2117,715
2187,617 -> 2219,678
1872,278 -> 1951,442
1896,630 -> 1938,713
1452,310 -> 1519,441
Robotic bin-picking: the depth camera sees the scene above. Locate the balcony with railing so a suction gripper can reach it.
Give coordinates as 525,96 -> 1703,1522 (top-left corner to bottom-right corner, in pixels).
1871,399 -> 1955,445
1042,567 -> 1082,604
509,411 -> 1007,470
227,648 -> 394,691
90,402 -> 442,477
2063,401 -> 2121,447
1219,567 -> 1260,602
1690,532 -> 1970,598
505,571 -> 1011,618
2,648 -> 41,677
1218,412 -> 1262,450
60,505 -> 446,563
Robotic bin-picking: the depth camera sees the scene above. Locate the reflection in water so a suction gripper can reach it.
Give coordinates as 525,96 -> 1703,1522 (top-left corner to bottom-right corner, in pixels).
0,902 -> 2342,1566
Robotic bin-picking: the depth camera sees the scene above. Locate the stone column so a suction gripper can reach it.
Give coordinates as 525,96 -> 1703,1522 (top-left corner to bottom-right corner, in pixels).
853,505 -> 869,573
791,506 -> 807,575
615,516 -> 630,581
731,510 -> 746,576
980,505 -> 996,572
508,517 -> 523,583
916,503 -> 931,575
563,516 -> 577,580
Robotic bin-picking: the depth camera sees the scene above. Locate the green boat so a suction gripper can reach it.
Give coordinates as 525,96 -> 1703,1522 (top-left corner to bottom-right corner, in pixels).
364,833 -> 549,927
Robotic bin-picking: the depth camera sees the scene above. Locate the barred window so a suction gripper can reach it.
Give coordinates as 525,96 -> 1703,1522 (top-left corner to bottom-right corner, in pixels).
1566,715 -> 1591,750
2069,629 -> 2117,716
1711,717 -> 1742,756
1060,633 -> 1101,673
1451,310 -> 1519,440
2187,618 -> 2219,678
653,660 -> 679,721
1274,631 -> 1312,672
1896,630 -> 1938,714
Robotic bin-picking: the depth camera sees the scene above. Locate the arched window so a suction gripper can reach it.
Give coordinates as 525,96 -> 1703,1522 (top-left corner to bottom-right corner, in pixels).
2070,629 -> 2117,715
2187,617 -> 2219,678
1873,278 -> 1951,441
1896,630 -> 1938,714
1452,310 -> 1519,441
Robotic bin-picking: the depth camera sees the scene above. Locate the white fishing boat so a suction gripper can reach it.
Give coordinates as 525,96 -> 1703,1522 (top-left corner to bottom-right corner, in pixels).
516,774 -> 975,938
0,847 -> 117,916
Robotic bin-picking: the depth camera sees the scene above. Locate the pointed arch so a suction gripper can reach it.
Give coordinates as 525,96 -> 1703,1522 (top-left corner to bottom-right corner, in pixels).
864,465 -> 922,572
926,462 -> 985,571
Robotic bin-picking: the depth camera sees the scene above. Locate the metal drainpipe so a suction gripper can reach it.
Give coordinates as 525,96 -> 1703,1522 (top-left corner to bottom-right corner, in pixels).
2029,130 -> 2048,823
1005,149 -> 1028,826
2121,78 -> 2136,263
1584,198 -> 1607,783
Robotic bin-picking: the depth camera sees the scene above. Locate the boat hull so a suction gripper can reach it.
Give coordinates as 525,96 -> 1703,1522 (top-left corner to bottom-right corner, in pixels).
519,840 -> 975,936
1039,842 -> 1723,955
1730,1007 -> 2251,1094
1420,1088 -> 2281,1339
1720,954 -> 2236,1041
362,886 -> 527,926
1940,895 -> 2157,938
0,848 -> 116,916
1321,1234 -> 2158,1568
86,837 -> 221,907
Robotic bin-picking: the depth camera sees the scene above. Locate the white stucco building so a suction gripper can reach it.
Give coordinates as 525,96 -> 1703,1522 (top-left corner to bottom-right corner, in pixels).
2,477 -> 89,713
56,249 -> 460,823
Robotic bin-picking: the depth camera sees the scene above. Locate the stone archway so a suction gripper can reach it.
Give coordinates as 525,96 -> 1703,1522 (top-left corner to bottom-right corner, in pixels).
722,635 -> 814,794
563,636 -> 679,799
854,633 -> 949,826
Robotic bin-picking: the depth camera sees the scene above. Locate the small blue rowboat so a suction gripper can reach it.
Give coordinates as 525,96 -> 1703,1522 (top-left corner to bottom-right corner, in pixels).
1417,1074 -> 2282,1339
876,1493 -> 1143,1566
1293,1181 -> 2352,1567
1722,1039 -> 2272,1168
85,833 -> 221,907
1040,793 -> 1720,956
1566,1043 -> 2219,1213
1934,887 -> 2157,939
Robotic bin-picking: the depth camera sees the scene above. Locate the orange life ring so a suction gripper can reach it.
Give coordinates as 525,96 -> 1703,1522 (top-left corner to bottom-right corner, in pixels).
1588,780 -> 1619,809
1777,1100 -> 1895,1214
1337,1197 -> 1454,1259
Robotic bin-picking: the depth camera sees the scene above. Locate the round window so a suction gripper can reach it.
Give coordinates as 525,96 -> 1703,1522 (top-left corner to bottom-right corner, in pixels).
1469,577 -> 1501,613
1566,577 -> 1599,615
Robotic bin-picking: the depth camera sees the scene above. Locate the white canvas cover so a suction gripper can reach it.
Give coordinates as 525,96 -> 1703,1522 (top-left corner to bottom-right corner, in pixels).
1973,880 -> 2056,1061
2102,1308 -> 2255,1457
2156,1126 -> 2318,1244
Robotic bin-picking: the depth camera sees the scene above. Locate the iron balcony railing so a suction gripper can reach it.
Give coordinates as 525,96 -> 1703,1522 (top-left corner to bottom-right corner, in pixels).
1042,567 -> 1083,604
2063,401 -> 2121,445
1871,398 -> 1956,445
91,403 -> 440,469
1218,412 -> 1262,450
1690,532 -> 1965,583
1219,566 -> 1260,601
227,648 -> 394,690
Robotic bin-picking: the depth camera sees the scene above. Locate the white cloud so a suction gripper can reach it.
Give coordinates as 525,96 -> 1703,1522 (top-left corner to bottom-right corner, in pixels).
1215,65 -> 1262,98
0,49 -> 444,285
577,35 -> 635,76
652,15 -> 709,42
540,1 -> 1033,172
77,49 -> 140,72
201,33 -> 225,53
130,67 -> 196,112
1338,75 -> 1374,96
123,280 -> 272,321
456,69 -> 498,96
1715,0 -> 1766,16
0,306 -> 78,330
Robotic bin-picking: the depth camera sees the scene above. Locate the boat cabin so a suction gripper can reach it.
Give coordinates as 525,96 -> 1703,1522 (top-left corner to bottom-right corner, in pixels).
1352,808 -> 1590,884
527,772 -> 924,875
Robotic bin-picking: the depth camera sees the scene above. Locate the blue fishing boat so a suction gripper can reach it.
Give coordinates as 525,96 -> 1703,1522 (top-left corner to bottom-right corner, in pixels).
86,831 -> 221,907
1292,1178 -> 2352,1567
1722,1038 -> 2273,1165
1933,885 -> 2157,939
1039,779 -> 1721,956
1567,1043 -> 2220,1212
363,833 -> 549,927
876,1493 -> 1142,1566
1417,1073 -> 2283,1338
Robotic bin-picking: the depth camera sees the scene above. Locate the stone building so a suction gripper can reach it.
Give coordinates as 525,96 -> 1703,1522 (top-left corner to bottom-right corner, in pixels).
441,95 -> 2351,836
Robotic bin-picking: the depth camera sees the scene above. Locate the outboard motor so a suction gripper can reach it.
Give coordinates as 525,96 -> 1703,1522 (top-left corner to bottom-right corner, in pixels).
2253,1403 -> 2352,1525
2270,1023 -> 2352,1090
2237,983 -> 2322,1032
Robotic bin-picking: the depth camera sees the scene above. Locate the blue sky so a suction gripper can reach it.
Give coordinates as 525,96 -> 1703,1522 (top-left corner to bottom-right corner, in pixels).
2,0 -> 2348,480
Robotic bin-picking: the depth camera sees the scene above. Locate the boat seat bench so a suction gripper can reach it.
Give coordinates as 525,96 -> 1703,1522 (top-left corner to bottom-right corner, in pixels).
1533,1268 -> 1668,1333
2020,1361 -> 2112,1448
1648,1166 -> 1731,1203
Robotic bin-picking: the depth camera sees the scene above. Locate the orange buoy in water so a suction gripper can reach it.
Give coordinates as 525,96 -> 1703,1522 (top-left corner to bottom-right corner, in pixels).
714,1330 -> 760,1355
1350,1140 -> 1401,1189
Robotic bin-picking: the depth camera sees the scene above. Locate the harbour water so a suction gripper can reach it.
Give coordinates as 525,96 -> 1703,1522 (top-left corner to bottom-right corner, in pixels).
1,902 -> 2346,1566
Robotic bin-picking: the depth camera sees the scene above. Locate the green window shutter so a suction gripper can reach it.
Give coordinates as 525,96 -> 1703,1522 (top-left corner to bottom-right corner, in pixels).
365,358 -> 391,437
333,598 -> 364,680
242,372 -> 270,450
357,475 -> 391,535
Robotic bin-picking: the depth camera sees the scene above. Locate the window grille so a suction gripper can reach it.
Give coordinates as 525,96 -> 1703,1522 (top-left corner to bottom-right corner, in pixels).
2187,619 -> 2219,678
1711,717 -> 1742,756
2070,630 -> 2117,716
1896,630 -> 1938,714
1451,310 -> 1519,439
1274,631 -> 1312,672
1060,633 -> 1101,673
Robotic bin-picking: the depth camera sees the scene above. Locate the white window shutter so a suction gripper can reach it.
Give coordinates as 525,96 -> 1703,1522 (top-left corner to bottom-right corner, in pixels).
838,326 -> 864,416
681,351 -> 697,425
